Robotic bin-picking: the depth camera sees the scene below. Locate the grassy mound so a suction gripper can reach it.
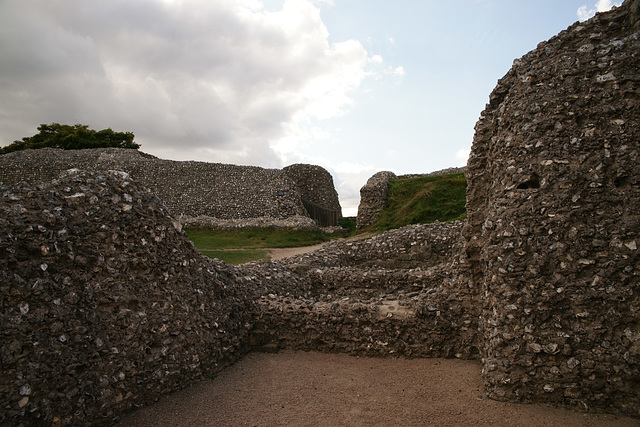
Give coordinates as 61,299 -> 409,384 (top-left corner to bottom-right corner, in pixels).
369,172 -> 467,232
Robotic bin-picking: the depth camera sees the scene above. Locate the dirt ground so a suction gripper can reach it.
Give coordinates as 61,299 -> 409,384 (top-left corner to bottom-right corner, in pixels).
119,351 -> 638,427
266,243 -> 326,261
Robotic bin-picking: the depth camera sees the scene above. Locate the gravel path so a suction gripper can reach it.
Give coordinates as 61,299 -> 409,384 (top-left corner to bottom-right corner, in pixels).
119,351 -> 637,427
267,243 -> 326,261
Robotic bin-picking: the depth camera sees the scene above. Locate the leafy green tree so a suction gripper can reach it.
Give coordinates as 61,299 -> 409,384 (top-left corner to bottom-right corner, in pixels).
0,123 -> 140,154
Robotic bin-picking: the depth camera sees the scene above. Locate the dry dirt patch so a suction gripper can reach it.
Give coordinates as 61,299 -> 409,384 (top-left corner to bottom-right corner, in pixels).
119,351 -> 637,427
267,243 -> 326,261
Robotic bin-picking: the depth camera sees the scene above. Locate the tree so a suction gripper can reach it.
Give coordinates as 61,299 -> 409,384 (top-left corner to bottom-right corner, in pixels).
0,123 -> 140,154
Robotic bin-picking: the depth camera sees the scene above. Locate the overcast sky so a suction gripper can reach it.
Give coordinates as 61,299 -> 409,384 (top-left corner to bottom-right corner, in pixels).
0,0 -> 622,215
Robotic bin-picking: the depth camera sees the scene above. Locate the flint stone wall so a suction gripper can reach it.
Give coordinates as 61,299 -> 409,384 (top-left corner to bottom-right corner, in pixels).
0,148 -> 342,224
0,168 -> 466,425
0,170 -> 309,426
283,164 -> 342,225
464,0 -> 640,415
180,214 -> 320,230
356,171 -> 397,230
250,221 -> 479,359
2,1 -> 640,424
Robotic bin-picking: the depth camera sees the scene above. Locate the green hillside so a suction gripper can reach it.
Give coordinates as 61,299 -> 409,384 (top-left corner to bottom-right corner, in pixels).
369,172 -> 467,232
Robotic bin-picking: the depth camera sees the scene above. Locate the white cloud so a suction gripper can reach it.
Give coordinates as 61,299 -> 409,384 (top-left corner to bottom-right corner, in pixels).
393,66 -> 406,77
311,0 -> 335,6
322,161 -> 381,217
577,6 -> 592,21
577,0 -> 622,21
0,0 -> 387,168
456,148 -> 471,165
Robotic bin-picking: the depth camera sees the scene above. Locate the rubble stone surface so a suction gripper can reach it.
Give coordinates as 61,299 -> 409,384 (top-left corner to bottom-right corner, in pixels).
283,164 -> 342,224
1,1 -> 638,424
178,214 -> 321,230
0,170 -> 305,426
464,0 -> 640,416
250,221 -> 480,360
356,171 -> 397,230
0,148 -> 341,224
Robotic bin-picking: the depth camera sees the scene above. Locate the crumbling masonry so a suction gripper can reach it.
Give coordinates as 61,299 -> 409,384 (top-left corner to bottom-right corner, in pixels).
0,148 -> 342,226
0,1 -> 638,425
464,0 -> 640,411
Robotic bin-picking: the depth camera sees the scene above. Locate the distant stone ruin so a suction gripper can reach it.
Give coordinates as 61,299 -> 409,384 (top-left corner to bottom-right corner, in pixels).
356,171 -> 397,230
356,167 -> 465,230
0,148 -> 342,226
283,164 -> 342,226
1,1 -> 638,425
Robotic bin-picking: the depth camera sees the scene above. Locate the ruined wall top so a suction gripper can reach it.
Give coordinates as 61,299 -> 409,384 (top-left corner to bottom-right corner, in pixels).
0,148 -> 342,222
283,163 -> 342,217
356,171 -> 397,230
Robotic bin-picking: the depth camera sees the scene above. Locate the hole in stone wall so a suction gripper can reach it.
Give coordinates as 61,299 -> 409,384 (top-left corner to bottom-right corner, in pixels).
614,175 -> 629,188
517,175 -> 541,190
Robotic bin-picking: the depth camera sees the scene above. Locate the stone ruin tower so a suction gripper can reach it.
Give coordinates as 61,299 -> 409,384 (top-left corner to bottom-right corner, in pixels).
464,0 -> 640,415
283,164 -> 342,226
356,171 -> 397,230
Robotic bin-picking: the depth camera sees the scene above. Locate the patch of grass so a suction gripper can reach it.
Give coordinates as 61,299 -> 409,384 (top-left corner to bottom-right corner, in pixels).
337,216 -> 357,235
369,172 -> 467,232
185,227 -> 341,250
200,249 -> 271,265
186,227 -> 348,265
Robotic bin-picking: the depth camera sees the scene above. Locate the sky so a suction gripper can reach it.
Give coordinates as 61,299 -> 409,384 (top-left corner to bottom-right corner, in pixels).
0,0 -> 623,216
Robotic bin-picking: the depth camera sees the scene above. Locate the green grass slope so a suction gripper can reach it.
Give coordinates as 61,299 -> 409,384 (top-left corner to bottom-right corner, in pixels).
369,172 -> 467,232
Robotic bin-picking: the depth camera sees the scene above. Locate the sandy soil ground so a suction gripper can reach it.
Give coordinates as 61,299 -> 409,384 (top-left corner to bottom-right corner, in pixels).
119,351 -> 638,427
266,233 -> 373,261
266,243 -> 326,261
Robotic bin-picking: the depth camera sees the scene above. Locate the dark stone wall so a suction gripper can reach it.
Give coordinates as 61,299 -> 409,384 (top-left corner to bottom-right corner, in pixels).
0,170 -> 255,425
356,171 -> 397,230
463,0 -> 640,415
251,221 -> 479,360
0,169 -> 312,425
2,2 -> 639,424
283,164 -> 342,226
0,148 -> 343,221
283,164 -> 342,213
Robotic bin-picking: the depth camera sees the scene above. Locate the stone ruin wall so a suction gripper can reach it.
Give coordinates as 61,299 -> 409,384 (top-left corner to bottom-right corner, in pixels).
356,171 -> 397,230
0,148 -> 342,224
356,167 -> 466,230
1,1 -> 639,424
251,221 -> 478,359
0,170 -> 320,426
0,171 -> 254,425
464,0 -> 640,414
0,169 -> 472,425
283,164 -> 342,216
